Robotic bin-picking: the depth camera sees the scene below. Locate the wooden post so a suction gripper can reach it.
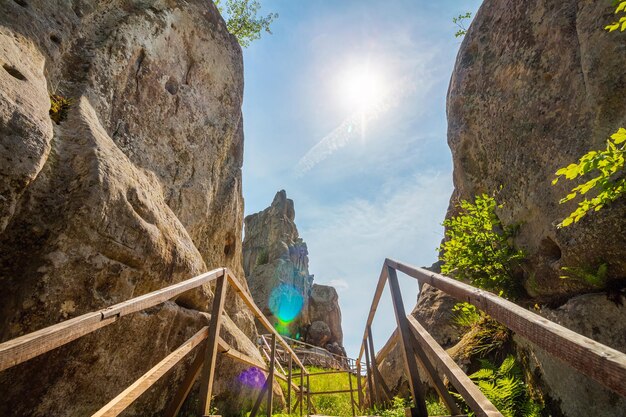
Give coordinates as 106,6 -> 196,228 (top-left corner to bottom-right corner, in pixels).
306,373 -> 311,416
387,265 -> 427,417
287,355 -> 293,413
249,379 -> 270,417
300,367 -> 304,417
356,362 -> 364,412
364,341 -> 375,408
199,273 -> 228,416
348,370 -> 356,417
366,325 -> 381,406
163,342 -> 206,417
267,334 -> 276,417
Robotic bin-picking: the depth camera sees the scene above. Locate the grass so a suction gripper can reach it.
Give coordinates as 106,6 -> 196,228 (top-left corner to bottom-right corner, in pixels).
272,366 -> 453,417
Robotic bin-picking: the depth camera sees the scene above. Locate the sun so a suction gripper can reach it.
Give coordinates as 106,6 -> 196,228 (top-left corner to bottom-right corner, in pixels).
337,64 -> 388,113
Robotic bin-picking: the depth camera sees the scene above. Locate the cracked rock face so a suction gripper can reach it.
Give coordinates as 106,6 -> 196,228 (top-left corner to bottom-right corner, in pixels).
448,0 -> 626,297
0,1 -> 276,416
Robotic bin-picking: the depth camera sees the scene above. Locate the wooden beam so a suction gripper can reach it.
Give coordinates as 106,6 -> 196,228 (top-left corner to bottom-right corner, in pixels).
308,388 -> 357,395
356,362 -> 364,412
287,355 -> 293,412
363,341 -> 375,408
407,315 -> 502,417
163,341 -> 206,417
387,258 -> 626,398
348,370 -> 356,417
0,312 -> 116,372
199,274 -> 228,416
91,327 -> 209,417
357,264 -> 388,363
249,378 -> 270,417
100,269 -> 223,319
406,330 -> 461,415
387,265 -> 427,417
0,268 -> 223,373
267,334 -> 276,416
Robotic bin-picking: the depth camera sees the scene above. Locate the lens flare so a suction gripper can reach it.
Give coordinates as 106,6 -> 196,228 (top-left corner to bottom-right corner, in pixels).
238,367 -> 265,389
268,283 -> 304,323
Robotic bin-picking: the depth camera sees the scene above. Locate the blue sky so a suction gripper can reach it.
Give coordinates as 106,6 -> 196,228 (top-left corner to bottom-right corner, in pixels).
241,0 -> 483,358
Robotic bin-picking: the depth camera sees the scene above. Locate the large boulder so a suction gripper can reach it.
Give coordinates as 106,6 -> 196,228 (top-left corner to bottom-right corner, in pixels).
448,0 -> 626,297
309,283 -> 343,346
0,1 -> 274,415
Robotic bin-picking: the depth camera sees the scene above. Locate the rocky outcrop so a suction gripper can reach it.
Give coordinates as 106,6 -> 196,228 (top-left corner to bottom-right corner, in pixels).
377,2 -> 626,415
448,0 -> 626,297
243,191 -> 345,353
0,1 -> 277,416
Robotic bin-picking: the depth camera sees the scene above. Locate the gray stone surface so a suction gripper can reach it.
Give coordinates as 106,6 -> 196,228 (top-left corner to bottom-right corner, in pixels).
448,0 -> 626,297
0,1 -> 276,415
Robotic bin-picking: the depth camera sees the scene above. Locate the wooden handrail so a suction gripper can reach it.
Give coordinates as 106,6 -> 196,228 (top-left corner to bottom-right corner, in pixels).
357,258 -> 626,416
386,258 -> 626,398
225,270 -> 308,373
0,267 -> 307,416
0,268 -> 223,372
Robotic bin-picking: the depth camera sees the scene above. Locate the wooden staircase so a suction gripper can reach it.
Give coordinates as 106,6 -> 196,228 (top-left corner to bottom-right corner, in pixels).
0,260 -> 625,417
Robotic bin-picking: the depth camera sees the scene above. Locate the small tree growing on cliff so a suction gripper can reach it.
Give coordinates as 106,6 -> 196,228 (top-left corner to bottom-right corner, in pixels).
553,2 -> 626,227
215,0 -> 277,47
438,194 -> 525,299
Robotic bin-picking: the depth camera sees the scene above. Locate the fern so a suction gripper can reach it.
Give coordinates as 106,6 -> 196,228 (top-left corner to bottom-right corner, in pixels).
453,355 -> 542,417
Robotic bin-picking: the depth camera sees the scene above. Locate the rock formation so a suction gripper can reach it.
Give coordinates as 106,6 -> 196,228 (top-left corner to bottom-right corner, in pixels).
377,1 -> 626,415
243,191 -> 346,355
0,1 -> 280,416
448,0 -> 626,297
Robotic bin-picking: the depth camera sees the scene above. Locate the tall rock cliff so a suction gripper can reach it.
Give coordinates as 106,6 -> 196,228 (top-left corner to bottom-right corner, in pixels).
377,1 -> 626,416
243,190 -> 346,356
0,1 -> 279,416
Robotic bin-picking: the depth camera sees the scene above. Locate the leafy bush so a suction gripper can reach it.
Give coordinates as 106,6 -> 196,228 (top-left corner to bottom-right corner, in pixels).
552,128 -> 625,227
215,0 -> 277,47
606,1 -> 626,32
452,302 -> 481,328
453,12 -> 472,37
453,356 -> 541,417
560,263 -> 608,289
49,94 -> 72,124
438,194 -> 525,299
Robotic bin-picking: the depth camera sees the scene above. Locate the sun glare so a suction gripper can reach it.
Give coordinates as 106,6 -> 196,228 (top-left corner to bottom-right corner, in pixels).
337,65 -> 388,113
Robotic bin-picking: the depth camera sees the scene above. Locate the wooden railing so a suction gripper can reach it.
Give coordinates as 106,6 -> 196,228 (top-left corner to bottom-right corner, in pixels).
0,267 -> 309,417
260,333 -> 354,371
356,258 -> 626,417
2,259 -> 625,417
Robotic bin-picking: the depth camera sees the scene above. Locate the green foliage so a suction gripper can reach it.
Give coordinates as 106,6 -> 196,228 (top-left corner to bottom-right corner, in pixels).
215,0 -> 277,47
560,263 -> 608,289
276,366 -> 353,416
453,356 -> 541,417
452,302 -> 481,328
552,128 -> 625,227
378,396 -> 408,417
439,193 -> 525,299
606,1 -> 626,32
49,94 -> 72,124
453,12 -> 472,37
